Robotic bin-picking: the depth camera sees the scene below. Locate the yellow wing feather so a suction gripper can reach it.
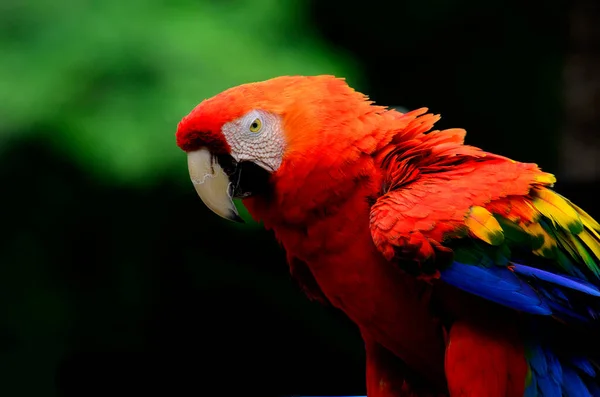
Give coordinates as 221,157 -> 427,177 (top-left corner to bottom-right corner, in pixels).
465,206 -> 504,246
579,231 -> 600,262
520,221 -> 557,257
531,188 -> 584,234
572,202 -> 600,240
534,172 -> 557,185
521,188 -> 600,277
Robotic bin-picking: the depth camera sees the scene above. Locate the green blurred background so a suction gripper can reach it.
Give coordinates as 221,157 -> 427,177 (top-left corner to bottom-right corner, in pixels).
1,0 -> 596,396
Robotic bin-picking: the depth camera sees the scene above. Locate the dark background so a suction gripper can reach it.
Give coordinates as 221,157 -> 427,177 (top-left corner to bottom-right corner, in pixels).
1,0 -> 598,396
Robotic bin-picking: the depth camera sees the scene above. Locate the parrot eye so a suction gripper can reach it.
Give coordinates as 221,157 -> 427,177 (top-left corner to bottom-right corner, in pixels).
249,118 -> 262,133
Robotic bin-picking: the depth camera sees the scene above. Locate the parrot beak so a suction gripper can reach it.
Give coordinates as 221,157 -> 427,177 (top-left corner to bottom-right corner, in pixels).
187,148 -> 244,223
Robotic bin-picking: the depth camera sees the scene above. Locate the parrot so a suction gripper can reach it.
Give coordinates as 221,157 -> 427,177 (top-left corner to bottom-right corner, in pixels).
175,75 -> 600,397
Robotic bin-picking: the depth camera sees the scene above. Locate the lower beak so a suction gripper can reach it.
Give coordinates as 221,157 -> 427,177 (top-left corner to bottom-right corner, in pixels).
187,148 -> 244,223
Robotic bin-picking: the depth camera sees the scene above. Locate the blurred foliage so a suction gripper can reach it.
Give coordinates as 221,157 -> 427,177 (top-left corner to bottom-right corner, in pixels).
0,0 -> 358,185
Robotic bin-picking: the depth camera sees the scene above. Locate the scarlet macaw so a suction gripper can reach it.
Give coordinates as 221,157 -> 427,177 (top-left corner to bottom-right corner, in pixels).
176,75 -> 600,397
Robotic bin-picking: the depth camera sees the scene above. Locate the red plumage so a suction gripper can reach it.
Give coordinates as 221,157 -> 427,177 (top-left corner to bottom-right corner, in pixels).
176,75 -> 600,397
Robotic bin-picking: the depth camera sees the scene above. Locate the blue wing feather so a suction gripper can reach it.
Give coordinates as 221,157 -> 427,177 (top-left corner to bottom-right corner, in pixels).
440,262 -> 552,315
512,264 -> 600,297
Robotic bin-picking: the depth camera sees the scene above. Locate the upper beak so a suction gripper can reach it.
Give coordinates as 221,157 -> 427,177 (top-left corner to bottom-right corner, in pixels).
187,148 -> 244,223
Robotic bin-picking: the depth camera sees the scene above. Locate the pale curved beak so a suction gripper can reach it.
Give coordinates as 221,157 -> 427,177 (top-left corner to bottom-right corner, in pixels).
187,148 -> 244,223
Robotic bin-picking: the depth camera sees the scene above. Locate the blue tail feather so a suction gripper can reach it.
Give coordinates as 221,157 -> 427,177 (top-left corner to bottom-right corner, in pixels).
527,344 -> 600,396
586,379 -> 600,396
572,357 -> 597,377
562,366 -> 593,397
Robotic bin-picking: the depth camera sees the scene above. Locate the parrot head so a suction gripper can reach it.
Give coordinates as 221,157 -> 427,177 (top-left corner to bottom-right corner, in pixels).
175,75 -> 381,223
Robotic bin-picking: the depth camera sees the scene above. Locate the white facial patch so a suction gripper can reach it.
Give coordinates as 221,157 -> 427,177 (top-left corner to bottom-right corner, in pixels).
220,109 -> 286,172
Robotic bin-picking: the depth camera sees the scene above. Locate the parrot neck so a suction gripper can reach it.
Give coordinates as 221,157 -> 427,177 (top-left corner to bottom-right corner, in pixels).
243,154 -> 382,261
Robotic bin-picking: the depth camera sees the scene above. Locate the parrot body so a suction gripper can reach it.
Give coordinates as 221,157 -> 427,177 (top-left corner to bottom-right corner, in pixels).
176,75 -> 600,396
